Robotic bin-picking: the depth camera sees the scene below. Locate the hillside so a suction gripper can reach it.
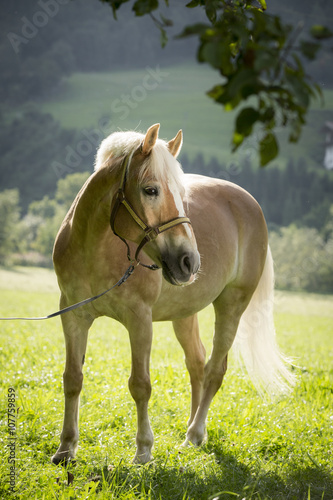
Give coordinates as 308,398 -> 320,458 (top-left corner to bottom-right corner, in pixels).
40,65 -> 333,166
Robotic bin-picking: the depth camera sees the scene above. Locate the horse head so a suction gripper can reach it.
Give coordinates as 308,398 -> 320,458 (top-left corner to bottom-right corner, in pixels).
109,124 -> 200,286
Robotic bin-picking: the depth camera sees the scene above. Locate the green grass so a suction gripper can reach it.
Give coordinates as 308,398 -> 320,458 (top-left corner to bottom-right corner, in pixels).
40,63 -> 333,168
0,267 -> 332,499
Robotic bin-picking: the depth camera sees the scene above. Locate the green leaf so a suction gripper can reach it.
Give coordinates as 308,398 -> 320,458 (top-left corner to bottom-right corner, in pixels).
133,0 -> 158,16
198,39 -> 234,72
232,131 -> 245,151
224,68 -> 261,102
289,118 -> 303,143
160,14 -> 173,27
284,67 -> 310,109
260,106 -> 275,126
205,0 -> 217,23
310,25 -> 333,40
186,0 -> 202,7
206,84 -> 224,102
160,27 -> 168,48
176,23 -> 209,38
105,0 -> 130,19
259,132 -> 278,166
235,107 -> 260,136
257,0 -> 267,10
299,41 -> 320,60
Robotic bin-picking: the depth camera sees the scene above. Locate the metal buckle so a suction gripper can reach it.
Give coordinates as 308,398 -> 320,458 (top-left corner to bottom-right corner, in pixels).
116,189 -> 125,202
145,227 -> 159,241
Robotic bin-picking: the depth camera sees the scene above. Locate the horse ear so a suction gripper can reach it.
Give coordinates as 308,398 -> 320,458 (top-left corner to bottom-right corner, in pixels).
167,130 -> 183,158
142,123 -> 160,155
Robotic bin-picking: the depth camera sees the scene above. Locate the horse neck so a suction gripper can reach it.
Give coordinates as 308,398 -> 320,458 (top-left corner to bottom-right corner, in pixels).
70,164 -> 120,242
53,161 -> 127,281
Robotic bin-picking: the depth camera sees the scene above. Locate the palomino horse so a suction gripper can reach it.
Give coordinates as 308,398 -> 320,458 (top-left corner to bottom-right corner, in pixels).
51,123 -> 293,465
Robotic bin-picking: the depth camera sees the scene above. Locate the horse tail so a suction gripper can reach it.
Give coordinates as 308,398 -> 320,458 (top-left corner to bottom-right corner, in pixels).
233,245 -> 295,395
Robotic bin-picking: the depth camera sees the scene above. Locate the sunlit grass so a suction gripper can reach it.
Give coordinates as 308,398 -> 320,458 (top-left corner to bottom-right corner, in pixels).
0,268 -> 332,499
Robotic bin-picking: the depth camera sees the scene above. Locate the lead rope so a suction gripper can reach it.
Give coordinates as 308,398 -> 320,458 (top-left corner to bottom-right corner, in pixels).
0,264 -> 137,321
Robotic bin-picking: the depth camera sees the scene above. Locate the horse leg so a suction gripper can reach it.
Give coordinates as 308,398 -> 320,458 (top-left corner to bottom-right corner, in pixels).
127,315 -> 154,464
184,286 -> 251,446
172,314 -> 206,426
51,311 -> 92,465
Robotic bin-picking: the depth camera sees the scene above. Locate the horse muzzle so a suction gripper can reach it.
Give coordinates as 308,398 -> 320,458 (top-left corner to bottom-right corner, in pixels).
161,249 -> 200,286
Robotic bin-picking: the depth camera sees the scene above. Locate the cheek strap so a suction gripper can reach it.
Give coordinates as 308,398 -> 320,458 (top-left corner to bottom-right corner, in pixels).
109,152 -> 191,269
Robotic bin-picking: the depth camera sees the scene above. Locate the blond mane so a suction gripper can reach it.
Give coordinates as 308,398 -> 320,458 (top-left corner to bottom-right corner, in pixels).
94,130 -> 184,190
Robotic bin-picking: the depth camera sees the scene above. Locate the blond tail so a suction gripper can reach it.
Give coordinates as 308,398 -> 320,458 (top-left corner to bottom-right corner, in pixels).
233,246 -> 295,395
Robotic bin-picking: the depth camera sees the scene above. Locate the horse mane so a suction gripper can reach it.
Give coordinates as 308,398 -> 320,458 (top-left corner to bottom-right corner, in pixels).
94,130 -> 185,190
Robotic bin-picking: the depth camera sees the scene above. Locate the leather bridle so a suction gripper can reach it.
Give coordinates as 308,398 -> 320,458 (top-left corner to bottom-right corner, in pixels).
110,147 -> 192,270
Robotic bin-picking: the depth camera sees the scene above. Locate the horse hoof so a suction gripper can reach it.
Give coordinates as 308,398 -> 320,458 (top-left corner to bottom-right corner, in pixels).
182,426 -> 207,448
51,452 -> 76,467
132,450 -> 153,465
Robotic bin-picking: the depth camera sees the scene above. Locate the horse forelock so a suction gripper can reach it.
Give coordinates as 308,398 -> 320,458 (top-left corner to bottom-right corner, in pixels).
94,131 -> 184,192
139,142 -> 184,192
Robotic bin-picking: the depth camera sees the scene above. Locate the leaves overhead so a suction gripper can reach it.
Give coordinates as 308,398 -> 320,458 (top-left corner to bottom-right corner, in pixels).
99,0 -> 332,166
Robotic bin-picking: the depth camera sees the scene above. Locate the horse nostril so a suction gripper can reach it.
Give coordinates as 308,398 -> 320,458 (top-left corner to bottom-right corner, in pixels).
180,254 -> 192,275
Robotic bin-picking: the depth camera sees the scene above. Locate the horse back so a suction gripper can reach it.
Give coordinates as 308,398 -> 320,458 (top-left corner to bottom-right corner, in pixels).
184,173 -> 268,284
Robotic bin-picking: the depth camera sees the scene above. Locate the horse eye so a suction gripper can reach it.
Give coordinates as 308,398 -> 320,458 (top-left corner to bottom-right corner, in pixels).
144,186 -> 159,197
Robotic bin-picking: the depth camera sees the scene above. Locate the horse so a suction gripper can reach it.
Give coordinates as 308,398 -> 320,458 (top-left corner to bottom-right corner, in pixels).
51,123 -> 294,465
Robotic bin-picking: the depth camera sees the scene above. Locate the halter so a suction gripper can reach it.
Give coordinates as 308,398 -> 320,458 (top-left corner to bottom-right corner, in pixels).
110,147 -> 192,270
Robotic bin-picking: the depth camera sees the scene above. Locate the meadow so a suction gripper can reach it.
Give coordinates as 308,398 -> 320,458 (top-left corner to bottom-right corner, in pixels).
40,64 -> 333,168
0,267 -> 332,499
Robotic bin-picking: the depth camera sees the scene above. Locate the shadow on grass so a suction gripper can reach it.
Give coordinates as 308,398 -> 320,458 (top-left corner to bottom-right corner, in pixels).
285,465 -> 333,500
85,445 -> 333,500
96,454 -> 251,500
205,440 -> 333,500
81,451 -> 258,499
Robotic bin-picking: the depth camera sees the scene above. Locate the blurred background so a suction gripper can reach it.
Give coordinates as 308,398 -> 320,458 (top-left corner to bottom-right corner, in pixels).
0,0 -> 332,293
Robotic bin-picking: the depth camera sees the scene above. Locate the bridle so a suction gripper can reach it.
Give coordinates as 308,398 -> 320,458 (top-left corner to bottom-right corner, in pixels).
110,146 -> 192,270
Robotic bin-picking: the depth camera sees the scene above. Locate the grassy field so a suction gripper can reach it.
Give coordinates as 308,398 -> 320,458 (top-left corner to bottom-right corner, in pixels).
0,267 -> 332,499
40,64 -> 333,168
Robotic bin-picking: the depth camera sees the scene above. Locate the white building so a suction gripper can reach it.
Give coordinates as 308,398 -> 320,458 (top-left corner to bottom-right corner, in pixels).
323,121 -> 333,170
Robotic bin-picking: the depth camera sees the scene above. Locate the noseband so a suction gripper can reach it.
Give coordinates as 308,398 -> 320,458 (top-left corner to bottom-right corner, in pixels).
110,148 -> 191,270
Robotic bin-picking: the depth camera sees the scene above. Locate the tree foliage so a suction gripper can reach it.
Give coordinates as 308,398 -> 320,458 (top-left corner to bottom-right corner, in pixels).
0,190 -> 21,265
270,225 -> 333,293
182,154 -> 333,231
99,0 -> 332,166
0,109 -> 91,212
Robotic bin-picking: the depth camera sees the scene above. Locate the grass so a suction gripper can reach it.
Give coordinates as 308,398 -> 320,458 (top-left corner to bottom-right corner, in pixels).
0,267 -> 332,499
39,63 -> 333,168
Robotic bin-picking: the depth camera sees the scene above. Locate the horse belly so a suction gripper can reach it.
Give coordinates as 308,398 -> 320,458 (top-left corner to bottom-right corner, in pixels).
152,234 -> 231,321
